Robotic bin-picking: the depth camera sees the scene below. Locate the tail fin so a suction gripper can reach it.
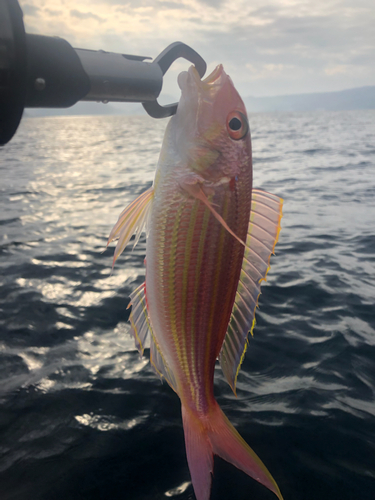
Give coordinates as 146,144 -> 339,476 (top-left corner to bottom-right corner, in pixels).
182,402 -> 283,500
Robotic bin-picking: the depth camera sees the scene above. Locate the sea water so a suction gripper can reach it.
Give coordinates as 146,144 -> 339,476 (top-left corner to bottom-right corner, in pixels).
0,111 -> 374,499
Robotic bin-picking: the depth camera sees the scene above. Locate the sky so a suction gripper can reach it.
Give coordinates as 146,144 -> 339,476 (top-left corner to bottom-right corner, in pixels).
20,0 -> 375,100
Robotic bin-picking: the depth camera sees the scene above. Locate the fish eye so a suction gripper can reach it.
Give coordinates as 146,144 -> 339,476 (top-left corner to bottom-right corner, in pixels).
226,111 -> 249,140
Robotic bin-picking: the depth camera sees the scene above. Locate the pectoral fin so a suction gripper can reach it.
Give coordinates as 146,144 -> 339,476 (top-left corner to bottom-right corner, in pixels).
219,189 -> 283,394
180,178 -> 246,247
107,187 -> 154,268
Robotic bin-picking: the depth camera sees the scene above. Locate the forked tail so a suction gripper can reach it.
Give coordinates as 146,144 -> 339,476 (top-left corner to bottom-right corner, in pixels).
181,401 -> 283,500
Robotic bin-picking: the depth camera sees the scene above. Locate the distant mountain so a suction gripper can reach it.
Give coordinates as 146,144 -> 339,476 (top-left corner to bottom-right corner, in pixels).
23,87 -> 375,117
244,86 -> 375,113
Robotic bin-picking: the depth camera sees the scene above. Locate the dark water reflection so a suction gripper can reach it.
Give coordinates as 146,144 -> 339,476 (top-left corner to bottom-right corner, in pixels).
1,111 -> 375,499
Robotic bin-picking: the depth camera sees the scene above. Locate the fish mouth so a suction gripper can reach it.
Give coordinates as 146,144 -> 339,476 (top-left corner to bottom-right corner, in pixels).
177,64 -> 227,96
202,64 -> 224,84
187,64 -> 225,87
176,63 -> 232,121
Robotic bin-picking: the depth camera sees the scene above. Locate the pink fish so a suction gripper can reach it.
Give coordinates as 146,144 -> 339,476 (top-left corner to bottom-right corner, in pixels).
108,64 -> 283,500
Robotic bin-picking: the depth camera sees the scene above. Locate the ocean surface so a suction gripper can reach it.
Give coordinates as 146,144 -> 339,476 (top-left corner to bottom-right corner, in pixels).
0,110 -> 374,500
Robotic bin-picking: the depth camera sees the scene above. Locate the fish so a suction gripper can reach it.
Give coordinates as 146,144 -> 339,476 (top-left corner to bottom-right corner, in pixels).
107,64 -> 284,500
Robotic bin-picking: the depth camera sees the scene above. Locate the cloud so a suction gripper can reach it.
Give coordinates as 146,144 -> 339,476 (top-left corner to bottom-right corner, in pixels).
324,65 -> 351,76
44,9 -> 63,16
246,62 -> 295,80
18,0 -> 375,96
22,3 -> 39,16
159,0 -> 192,9
70,9 -> 105,22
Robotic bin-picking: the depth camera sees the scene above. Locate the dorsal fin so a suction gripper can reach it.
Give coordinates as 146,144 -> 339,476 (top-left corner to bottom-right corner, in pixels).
219,189 -> 283,394
128,282 -> 177,392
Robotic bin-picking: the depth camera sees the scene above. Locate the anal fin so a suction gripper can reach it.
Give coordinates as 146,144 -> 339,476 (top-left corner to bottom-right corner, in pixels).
128,282 -> 152,355
150,332 -> 177,392
128,282 -> 177,391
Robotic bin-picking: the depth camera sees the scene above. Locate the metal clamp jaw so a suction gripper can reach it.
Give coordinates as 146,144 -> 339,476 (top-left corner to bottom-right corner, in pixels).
142,42 -> 206,118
